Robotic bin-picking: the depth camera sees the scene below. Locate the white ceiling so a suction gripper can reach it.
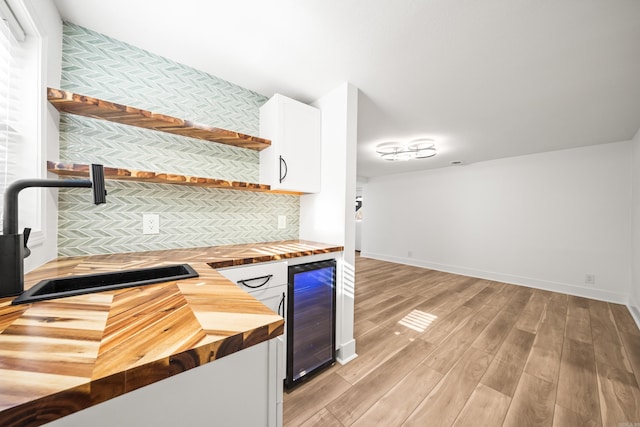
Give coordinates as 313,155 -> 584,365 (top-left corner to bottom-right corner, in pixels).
52,0 -> 640,178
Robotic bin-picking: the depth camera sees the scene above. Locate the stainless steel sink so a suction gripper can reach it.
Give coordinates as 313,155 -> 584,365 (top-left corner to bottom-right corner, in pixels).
12,264 -> 199,305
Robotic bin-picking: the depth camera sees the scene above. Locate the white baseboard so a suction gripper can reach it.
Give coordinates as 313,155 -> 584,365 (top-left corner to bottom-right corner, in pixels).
627,295 -> 640,330
360,251 -> 628,304
336,339 -> 357,365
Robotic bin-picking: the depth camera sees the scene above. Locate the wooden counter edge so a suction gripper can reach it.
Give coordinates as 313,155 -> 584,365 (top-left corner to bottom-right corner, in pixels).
207,245 -> 345,268
0,319 -> 284,427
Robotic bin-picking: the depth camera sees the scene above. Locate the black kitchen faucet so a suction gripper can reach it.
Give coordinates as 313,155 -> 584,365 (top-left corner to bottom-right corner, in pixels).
0,164 -> 106,298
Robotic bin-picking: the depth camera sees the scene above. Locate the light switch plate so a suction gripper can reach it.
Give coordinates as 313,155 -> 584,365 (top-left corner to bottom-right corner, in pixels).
278,215 -> 286,229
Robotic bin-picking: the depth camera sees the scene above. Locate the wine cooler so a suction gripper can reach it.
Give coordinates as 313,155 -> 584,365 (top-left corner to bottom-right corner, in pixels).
285,259 -> 336,389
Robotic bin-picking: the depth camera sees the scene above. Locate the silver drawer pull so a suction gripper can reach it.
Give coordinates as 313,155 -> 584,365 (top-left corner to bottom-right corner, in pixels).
238,274 -> 273,289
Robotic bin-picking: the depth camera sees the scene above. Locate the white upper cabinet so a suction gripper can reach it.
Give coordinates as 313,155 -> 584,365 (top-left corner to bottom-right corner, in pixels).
259,94 -> 321,193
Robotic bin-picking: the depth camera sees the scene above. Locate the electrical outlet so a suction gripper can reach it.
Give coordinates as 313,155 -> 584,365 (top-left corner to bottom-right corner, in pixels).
408,251 -> 413,258
585,274 -> 596,285
143,214 -> 159,234
278,215 -> 287,229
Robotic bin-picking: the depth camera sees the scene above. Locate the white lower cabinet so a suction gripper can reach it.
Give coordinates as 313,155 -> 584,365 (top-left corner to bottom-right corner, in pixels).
218,261 -> 287,427
44,341 -> 274,427
270,335 -> 285,426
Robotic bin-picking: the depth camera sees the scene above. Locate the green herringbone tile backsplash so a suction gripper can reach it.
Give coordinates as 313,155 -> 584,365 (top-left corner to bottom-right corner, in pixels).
57,23 -> 299,256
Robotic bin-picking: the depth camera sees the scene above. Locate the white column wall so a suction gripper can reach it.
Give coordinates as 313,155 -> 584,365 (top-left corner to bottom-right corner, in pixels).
362,141 -> 633,303
301,82 -> 358,364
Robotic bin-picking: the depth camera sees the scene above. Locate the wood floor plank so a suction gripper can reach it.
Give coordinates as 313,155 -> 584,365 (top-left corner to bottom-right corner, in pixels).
353,318 -> 376,339
596,362 -> 640,426
480,328 -> 536,397
353,293 -> 392,320
524,293 -> 567,384
546,293 -> 569,325
420,305 -> 475,346
569,295 -> 591,309
515,290 -> 551,334
451,383 -> 511,427
553,404 -> 600,427
351,361 -> 442,427
356,294 -> 405,322
555,337 -> 601,424
565,296 -> 592,344
482,283 -> 517,310
461,285 -> 497,310
424,310 -> 492,374
408,287 -> 461,319
424,278 -> 489,318
299,408 -> 343,427
401,277 -> 450,303
335,323 -> 420,385
403,347 -> 493,427
614,310 -> 640,391
283,372 -> 351,427
589,299 -> 633,374
327,339 -> 433,426
472,306 -> 520,355
503,287 -> 534,315
366,296 -> 415,325
589,299 -> 621,340
472,297 -> 504,324
610,303 -> 640,337
502,372 -> 556,427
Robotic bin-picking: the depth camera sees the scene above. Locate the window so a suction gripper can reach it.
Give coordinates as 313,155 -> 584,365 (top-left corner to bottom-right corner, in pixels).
0,3 -> 20,232
0,0 -> 41,240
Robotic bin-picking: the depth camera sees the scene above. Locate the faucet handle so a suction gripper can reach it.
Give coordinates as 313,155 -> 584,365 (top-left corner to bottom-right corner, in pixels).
23,227 -> 31,258
23,227 -> 31,244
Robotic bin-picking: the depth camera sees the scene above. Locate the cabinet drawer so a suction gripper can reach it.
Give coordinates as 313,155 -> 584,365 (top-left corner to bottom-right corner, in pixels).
218,261 -> 287,294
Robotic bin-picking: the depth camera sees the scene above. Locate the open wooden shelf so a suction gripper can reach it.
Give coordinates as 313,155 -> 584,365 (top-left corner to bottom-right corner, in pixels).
47,88 -> 271,151
46,161 -> 304,194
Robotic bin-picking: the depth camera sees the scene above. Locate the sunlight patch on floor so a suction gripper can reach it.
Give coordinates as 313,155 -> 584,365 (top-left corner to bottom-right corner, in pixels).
398,309 -> 438,332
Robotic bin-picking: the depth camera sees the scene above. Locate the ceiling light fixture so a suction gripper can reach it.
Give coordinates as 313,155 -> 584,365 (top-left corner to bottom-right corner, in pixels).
375,138 -> 436,161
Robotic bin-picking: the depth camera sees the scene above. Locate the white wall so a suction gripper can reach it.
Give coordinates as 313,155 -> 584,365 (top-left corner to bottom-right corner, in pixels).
631,128 -> 640,320
22,0 -> 61,272
362,141 -> 633,303
301,82 -> 358,364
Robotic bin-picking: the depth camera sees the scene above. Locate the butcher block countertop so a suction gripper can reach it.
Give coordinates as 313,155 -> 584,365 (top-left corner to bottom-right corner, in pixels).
0,240 -> 343,427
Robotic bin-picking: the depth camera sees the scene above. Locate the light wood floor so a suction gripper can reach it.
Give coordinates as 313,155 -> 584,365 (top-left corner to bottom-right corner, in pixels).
283,255 -> 640,426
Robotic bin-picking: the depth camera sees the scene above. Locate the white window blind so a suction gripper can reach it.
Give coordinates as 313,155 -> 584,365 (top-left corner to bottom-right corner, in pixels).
0,1 -> 28,234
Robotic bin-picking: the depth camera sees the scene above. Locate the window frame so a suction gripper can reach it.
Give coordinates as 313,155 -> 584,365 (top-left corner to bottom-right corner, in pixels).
0,0 -> 46,248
